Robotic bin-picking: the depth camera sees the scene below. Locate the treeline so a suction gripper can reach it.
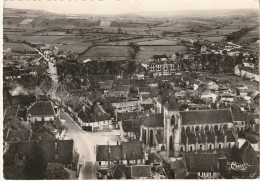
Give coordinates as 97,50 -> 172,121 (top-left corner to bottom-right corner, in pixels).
56,60 -> 141,78
226,27 -> 254,42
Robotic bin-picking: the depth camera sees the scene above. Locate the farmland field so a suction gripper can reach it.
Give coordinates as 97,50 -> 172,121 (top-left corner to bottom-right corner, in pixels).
78,45 -> 134,61
3,42 -> 35,52
136,39 -> 178,45
57,41 -> 93,53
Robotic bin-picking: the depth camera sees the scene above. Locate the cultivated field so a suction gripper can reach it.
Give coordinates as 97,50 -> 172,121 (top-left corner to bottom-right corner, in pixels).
3,42 -> 35,52
78,45 -> 134,61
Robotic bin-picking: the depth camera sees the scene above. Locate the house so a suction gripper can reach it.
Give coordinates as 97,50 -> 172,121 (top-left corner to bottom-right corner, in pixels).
201,46 -> 207,54
111,101 -> 141,114
237,141 -> 258,165
77,108 -> 113,132
237,86 -> 248,97
6,139 -> 75,168
184,153 -> 220,179
119,117 -> 146,141
232,111 -> 248,131
27,101 -> 58,123
126,165 -> 152,179
221,92 -> 235,102
106,85 -> 131,98
96,141 -> 145,170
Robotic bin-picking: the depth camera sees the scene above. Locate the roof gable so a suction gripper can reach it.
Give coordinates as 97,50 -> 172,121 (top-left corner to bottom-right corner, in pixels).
27,101 -> 55,116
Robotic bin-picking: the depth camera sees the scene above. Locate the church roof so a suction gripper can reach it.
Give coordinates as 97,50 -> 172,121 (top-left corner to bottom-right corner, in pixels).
142,114 -> 164,128
167,94 -> 179,111
180,109 -> 232,125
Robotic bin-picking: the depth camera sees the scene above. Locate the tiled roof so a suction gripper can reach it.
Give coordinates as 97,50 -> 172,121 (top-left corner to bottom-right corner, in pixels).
96,141 -> 145,161
122,141 -> 144,160
96,145 -> 122,161
232,111 -> 248,121
114,85 -> 131,92
27,101 -> 55,116
180,109 -> 232,125
184,153 -> 219,172
8,140 -> 74,165
3,153 -> 16,167
127,165 -> 151,178
31,132 -> 55,140
167,94 -> 179,111
238,141 -> 258,164
122,118 -> 145,134
5,130 -> 30,142
142,114 -> 164,128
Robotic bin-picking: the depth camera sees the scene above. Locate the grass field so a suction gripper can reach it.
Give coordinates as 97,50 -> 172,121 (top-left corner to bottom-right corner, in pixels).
78,45 -> 134,61
3,42 -> 35,52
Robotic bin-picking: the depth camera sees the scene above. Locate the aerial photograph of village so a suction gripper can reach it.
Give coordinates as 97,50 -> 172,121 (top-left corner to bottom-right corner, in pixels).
2,0 -> 260,179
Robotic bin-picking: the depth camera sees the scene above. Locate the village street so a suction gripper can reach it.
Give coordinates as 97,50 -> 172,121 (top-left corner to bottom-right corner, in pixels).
60,111 -> 121,179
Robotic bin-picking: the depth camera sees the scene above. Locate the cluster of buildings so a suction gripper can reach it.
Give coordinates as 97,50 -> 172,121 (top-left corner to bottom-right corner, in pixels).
3,31 -> 259,179
3,94 -> 79,179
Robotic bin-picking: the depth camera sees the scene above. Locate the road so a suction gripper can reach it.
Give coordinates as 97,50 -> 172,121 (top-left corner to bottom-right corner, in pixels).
61,111 -> 121,179
33,47 -> 58,85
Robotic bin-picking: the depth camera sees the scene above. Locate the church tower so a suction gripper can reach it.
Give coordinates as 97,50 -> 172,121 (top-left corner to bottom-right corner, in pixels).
164,94 -> 181,158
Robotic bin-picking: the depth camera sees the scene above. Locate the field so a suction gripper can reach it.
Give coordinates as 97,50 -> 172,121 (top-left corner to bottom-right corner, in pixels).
135,45 -> 187,62
136,39 -> 178,45
56,41 -> 93,53
3,42 -> 35,52
78,45 -> 134,61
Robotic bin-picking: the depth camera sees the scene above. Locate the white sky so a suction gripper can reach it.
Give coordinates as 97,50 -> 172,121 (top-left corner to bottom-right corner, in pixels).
3,0 -> 259,15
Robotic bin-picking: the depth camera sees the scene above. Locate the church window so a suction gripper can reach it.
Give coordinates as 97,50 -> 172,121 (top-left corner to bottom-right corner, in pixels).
161,145 -> 166,151
214,125 -> 218,131
228,143 -> 231,148
205,125 -> 209,131
200,172 -> 202,176
190,146 -> 193,151
171,116 -> 175,125
211,172 -> 213,176
149,130 -> 153,146
170,136 -> 173,150
223,124 -> 228,130
195,126 -> 200,132
180,147 -> 184,152
200,145 -> 203,151
209,144 -> 212,150
219,144 -> 222,149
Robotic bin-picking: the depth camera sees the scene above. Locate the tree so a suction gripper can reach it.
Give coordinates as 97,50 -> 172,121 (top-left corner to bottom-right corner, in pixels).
24,142 -> 47,179
117,28 -> 122,34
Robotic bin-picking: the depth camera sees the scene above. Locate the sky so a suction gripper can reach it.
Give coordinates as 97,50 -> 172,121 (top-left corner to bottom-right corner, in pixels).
3,0 -> 259,15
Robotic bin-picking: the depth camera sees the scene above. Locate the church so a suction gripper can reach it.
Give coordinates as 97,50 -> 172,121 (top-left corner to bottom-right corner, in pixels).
140,91 -> 238,158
